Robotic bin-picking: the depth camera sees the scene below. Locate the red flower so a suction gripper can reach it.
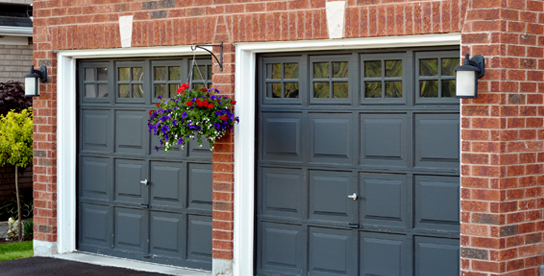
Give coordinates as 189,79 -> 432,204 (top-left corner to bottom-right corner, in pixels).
148,110 -> 153,115
186,101 -> 193,106
220,116 -> 227,121
196,99 -> 205,107
231,100 -> 237,105
200,88 -> 207,92
177,83 -> 191,94
156,103 -> 161,107
208,104 -> 214,109
203,100 -> 209,106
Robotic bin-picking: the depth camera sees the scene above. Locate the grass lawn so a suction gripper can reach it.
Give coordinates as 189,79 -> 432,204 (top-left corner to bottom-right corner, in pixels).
0,241 -> 33,261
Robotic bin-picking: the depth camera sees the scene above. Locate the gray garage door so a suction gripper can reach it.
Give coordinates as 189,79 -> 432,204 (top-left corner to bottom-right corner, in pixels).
77,58 -> 213,269
257,49 -> 461,276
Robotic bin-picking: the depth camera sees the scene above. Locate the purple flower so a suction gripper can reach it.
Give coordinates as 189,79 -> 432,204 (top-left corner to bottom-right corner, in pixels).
157,95 -> 163,99
178,138 -> 184,145
161,125 -> 170,134
182,112 -> 188,119
155,146 -> 159,151
214,122 -> 220,130
173,120 -> 177,126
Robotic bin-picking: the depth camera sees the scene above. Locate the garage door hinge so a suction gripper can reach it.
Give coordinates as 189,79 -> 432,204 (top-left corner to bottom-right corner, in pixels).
141,203 -> 150,209
349,223 -> 359,228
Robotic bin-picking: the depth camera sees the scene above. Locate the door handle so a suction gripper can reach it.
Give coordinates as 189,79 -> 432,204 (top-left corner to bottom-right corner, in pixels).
140,179 -> 149,186
347,193 -> 358,201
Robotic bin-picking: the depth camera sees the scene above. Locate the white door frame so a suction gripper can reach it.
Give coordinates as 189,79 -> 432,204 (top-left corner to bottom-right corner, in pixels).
55,46 -> 210,255
233,33 -> 462,276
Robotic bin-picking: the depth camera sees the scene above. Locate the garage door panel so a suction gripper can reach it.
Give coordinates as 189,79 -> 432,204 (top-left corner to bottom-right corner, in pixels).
415,236 -> 459,276
80,156 -> 112,201
187,215 -> 212,261
187,163 -> 213,210
114,207 -> 148,253
81,109 -> 113,152
79,203 -> 113,247
414,175 -> 460,231
310,113 -> 353,164
114,159 -> 147,204
261,112 -> 303,162
260,222 -> 305,273
360,113 -> 408,168
415,113 -> 460,170
360,232 -> 407,276
115,110 -> 148,154
150,161 -> 185,208
188,139 -> 212,158
309,227 -> 356,276
150,211 -> 185,258
309,171 -> 354,223
360,174 -> 408,229
260,167 -> 304,219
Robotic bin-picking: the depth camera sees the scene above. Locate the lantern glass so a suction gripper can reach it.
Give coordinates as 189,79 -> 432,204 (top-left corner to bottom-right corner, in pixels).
455,70 -> 476,98
24,75 -> 39,97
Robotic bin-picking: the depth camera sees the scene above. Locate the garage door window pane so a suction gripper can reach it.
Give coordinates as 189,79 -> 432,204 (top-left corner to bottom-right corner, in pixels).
420,59 -> 438,76
285,83 -> 299,98
284,63 -> 299,79
169,66 -> 181,81
333,62 -> 348,78
365,81 -> 382,98
193,65 -> 206,80
365,61 -> 382,78
442,80 -> 456,97
118,68 -> 130,81
169,84 -> 178,98
85,84 -> 96,97
314,63 -> 330,79
314,82 -> 330,98
98,84 -> 108,97
155,84 -> 167,98
267,83 -> 282,98
97,68 -> 108,81
385,81 -> 403,98
442,59 -> 459,76
119,84 -> 130,98
333,82 -> 348,98
385,60 -> 402,77
420,81 -> 439,97
154,67 -> 167,81
132,67 -> 144,81
133,84 -> 143,98
267,64 -> 282,79
85,68 -> 95,81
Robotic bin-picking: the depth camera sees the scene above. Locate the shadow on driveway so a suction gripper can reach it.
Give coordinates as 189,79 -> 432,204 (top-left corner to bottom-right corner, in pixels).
0,257 -> 169,276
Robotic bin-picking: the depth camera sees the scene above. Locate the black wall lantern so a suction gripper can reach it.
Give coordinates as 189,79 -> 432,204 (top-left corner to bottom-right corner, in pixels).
454,54 -> 485,99
24,65 -> 47,97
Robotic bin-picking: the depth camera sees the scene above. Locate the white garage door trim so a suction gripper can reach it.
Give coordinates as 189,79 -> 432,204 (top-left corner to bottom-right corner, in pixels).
233,33 -> 461,276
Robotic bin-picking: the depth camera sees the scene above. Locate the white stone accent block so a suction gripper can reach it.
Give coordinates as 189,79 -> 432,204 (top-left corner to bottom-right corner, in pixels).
34,240 -> 58,256
326,1 -> 347,39
213,258 -> 233,276
119,16 -> 134,48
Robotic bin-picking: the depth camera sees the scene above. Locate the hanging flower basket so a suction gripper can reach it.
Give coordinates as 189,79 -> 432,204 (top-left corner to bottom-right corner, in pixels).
148,83 -> 239,151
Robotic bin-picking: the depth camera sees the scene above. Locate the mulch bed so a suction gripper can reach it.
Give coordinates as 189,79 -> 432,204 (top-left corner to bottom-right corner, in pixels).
0,236 -> 32,245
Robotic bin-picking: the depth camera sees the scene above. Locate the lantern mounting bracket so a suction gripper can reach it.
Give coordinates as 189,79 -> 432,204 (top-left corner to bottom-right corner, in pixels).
191,41 -> 223,72
466,54 -> 485,79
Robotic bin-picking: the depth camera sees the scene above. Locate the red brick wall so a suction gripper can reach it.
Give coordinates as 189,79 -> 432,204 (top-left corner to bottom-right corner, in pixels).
460,0 -> 544,275
37,1 -> 544,274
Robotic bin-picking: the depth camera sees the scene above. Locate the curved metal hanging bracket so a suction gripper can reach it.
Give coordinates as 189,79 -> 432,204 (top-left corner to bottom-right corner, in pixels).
191,41 -> 223,71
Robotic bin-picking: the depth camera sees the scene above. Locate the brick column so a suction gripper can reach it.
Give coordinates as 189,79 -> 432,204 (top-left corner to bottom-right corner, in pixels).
211,15 -> 235,275
460,1 -> 544,275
